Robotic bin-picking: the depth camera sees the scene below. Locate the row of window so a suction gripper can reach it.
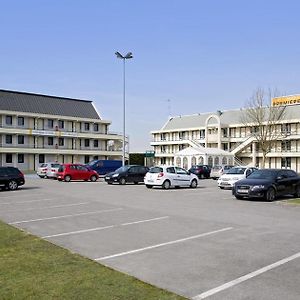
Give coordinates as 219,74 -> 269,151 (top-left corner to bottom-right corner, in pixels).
4,154 -> 98,164
3,115 -> 102,132
3,135 -> 102,147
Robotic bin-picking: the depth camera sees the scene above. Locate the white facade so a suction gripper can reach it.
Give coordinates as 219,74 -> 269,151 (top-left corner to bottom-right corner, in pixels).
150,105 -> 300,172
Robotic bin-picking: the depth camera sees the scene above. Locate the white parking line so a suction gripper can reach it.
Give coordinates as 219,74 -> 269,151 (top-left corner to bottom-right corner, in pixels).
9,208 -> 123,224
192,251 -> 300,300
42,216 -> 170,239
0,198 -> 57,205
95,227 -> 233,261
10,202 -> 90,212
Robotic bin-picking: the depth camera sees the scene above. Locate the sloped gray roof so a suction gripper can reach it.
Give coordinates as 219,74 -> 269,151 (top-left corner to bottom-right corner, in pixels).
0,89 -> 101,119
160,105 -> 300,131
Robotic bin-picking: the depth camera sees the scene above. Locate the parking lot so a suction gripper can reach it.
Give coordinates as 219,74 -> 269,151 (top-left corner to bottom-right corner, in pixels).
1,177 -> 300,299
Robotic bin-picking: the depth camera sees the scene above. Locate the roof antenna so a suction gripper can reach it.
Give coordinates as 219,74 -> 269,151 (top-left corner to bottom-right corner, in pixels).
167,99 -> 172,118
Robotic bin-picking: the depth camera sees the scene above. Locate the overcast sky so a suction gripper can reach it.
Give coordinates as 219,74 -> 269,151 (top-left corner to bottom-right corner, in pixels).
1,0 -> 300,151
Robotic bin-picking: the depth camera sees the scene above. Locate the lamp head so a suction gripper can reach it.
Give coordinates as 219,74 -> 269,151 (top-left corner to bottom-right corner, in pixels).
115,51 -> 124,59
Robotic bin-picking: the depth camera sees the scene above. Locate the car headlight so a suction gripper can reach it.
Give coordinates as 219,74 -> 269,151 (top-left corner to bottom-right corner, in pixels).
112,173 -> 119,177
251,185 -> 265,190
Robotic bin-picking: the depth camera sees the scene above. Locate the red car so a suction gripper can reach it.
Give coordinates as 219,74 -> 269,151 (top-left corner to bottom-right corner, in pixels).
56,164 -> 99,182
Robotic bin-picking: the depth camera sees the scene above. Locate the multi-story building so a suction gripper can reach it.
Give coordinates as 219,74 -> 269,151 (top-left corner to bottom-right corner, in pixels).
0,89 -> 126,171
150,100 -> 300,172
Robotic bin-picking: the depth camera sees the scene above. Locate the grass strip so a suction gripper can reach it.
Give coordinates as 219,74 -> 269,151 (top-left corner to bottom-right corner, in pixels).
0,221 -> 186,300
286,198 -> 300,205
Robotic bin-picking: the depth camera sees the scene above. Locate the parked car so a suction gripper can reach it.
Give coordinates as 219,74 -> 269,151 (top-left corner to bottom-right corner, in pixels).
188,165 -> 211,179
217,166 -> 257,189
210,165 -> 234,180
105,165 -> 149,185
232,169 -> 300,201
144,166 -> 199,189
37,162 -> 61,178
56,164 -> 99,182
0,167 -> 25,191
86,159 -> 122,175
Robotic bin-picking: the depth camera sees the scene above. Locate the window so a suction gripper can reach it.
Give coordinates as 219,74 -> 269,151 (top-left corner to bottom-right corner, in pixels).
18,135 -> 24,144
281,123 -> 291,134
281,157 -> 291,169
6,154 -> 12,163
84,155 -> 90,164
84,123 -> 90,131
48,119 -> 54,128
93,140 -> 99,148
6,115 -> 12,125
175,167 -> 188,175
93,124 -> 99,131
166,167 -> 175,173
39,154 -> 45,163
6,135 -> 12,144
58,120 -> 64,129
84,139 -> 90,147
48,137 -> 54,146
281,141 -> 291,151
18,116 -> 25,126
58,138 -> 64,146
18,154 -> 24,163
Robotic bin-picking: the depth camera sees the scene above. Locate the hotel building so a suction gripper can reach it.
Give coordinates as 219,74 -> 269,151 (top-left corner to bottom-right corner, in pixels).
0,89 -> 126,171
150,97 -> 300,172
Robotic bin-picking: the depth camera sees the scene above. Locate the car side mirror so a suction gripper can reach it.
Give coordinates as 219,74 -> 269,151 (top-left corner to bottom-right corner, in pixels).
276,176 -> 283,181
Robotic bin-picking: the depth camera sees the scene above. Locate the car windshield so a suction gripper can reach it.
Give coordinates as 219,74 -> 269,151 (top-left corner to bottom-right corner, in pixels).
226,167 -> 246,174
149,167 -> 163,173
247,170 -> 277,180
212,166 -> 221,171
87,160 -> 96,166
114,166 -> 129,173
51,163 -> 61,168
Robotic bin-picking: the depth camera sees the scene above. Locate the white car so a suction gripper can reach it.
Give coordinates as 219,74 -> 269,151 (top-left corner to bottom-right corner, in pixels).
144,166 -> 199,189
37,162 -> 61,179
217,166 -> 258,189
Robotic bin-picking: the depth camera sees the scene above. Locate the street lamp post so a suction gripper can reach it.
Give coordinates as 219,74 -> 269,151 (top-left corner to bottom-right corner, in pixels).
115,51 -> 133,166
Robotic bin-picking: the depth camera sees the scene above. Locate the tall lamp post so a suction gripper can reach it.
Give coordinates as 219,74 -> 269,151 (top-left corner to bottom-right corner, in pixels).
115,51 -> 133,166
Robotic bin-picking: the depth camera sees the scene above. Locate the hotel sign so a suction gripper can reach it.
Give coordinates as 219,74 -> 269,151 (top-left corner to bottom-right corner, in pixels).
272,95 -> 300,107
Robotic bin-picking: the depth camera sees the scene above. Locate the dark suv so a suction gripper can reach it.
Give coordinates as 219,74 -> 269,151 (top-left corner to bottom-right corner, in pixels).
105,165 -> 149,185
0,167 -> 25,191
188,165 -> 211,179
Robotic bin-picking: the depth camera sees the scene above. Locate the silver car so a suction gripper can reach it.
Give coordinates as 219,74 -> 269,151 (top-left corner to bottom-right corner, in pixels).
37,162 -> 61,179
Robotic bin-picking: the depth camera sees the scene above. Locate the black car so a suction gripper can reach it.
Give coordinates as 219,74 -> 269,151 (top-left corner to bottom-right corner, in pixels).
104,165 -> 149,185
232,169 -> 300,201
0,167 -> 25,191
188,165 -> 211,179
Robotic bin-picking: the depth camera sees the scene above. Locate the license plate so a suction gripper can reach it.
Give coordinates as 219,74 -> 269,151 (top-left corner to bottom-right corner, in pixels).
147,179 -> 154,183
237,189 -> 248,194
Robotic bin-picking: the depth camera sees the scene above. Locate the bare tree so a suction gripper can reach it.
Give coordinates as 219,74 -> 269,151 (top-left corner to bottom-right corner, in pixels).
240,88 -> 286,168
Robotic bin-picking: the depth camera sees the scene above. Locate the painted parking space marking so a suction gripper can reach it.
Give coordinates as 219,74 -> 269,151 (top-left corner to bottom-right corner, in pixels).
7,202 -> 90,212
9,208 -> 124,224
42,216 -> 170,238
95,227 -> 233,261
192,251 -> 300,300
0,198 -> 57,205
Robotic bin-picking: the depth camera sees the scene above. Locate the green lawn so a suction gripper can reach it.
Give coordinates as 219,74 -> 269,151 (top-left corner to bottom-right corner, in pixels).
287,198 -> 300,205
0,221 -> 186,300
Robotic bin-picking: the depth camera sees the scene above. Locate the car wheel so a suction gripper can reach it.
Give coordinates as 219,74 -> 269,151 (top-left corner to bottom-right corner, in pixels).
265,187 -> 276,202
119,177 -> 126,185
190,179 -> 198,188
7,180 -> 18,191
146,185 -> 153,189
293,185 -> 300,198
64,175 -> 71,182
162,180 -> 171,190
90,175 -> 97,182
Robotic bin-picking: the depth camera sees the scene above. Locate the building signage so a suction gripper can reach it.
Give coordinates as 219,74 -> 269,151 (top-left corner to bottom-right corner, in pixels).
272,95 -> 300,107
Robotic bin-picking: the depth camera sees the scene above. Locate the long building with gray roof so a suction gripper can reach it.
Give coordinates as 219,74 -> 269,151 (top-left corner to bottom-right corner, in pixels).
0,89 -> 125,171
150,100 -> 300,172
